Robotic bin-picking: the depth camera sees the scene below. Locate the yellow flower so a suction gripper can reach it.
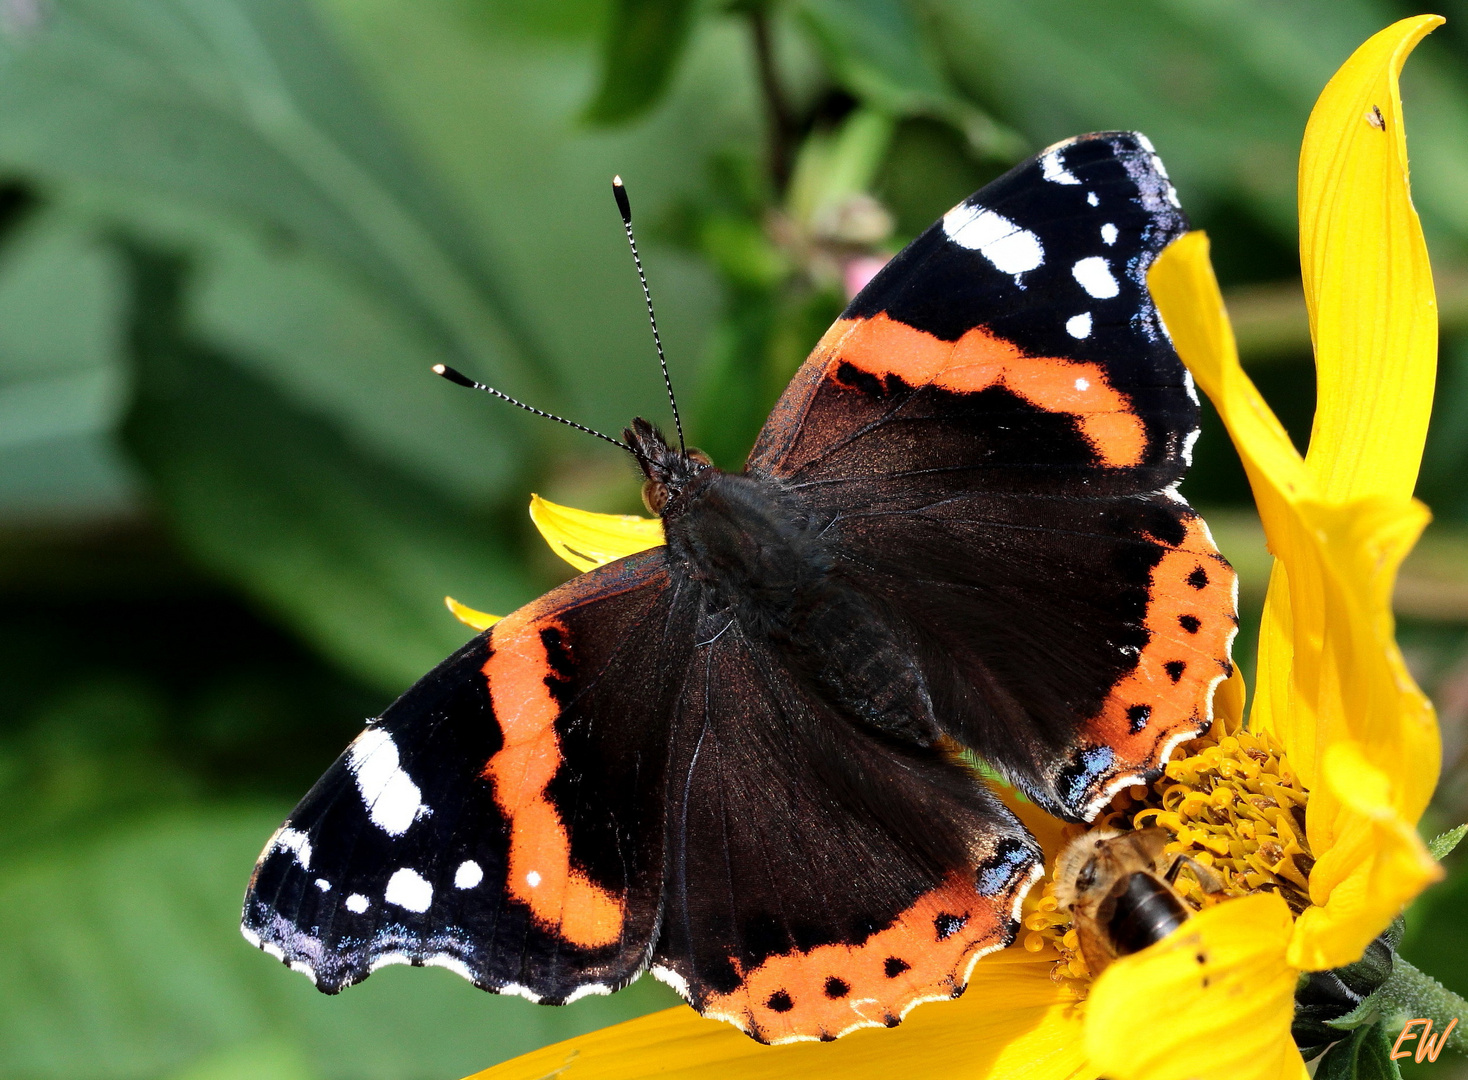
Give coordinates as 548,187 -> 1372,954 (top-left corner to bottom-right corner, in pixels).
464,16 -> 1446,1080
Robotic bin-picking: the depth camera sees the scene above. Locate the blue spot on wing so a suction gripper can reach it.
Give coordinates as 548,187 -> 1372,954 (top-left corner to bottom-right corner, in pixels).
1057,745 -> 1116,810
976,838 -> 1037,896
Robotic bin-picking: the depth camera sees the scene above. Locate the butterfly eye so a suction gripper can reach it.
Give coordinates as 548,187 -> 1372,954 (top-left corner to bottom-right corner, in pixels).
686,448 -> 713,468
642,479 -> 669,515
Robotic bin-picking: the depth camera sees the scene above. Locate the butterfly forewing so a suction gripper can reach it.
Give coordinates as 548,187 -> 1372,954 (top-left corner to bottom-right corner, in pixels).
748,132 -> 1236,820
243,551 -> 689,1001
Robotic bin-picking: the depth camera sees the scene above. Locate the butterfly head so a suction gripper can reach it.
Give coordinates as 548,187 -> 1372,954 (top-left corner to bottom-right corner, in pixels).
624,417 -> 713,515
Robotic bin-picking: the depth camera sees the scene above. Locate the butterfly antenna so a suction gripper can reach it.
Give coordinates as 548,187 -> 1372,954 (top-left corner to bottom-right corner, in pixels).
613,175 -> 685,453
432,364 -> 632,454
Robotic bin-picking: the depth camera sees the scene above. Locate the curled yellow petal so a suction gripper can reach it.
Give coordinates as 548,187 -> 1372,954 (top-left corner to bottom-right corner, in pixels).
1299,15 -> 1441,504
529,494 -> 665,573
444,596 -> 500,631
1151,231 -> 1440,854
467,957 -> 1088,1080
1085,894 -> 1303,1080
1288,739 -> 1442,971
1149,233 -> 1315,775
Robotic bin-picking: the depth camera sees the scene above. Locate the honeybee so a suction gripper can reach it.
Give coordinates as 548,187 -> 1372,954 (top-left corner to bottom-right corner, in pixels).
1053,827 -> 1223,975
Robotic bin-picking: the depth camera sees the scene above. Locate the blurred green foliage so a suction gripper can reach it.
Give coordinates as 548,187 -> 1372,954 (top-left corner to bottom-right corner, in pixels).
1,1 -> 1467,1077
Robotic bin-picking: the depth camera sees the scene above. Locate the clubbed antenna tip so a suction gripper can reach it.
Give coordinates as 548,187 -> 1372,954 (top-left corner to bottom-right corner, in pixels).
432,363 -> 475,389
612,174 -> 684,452
612,175 -> 632,225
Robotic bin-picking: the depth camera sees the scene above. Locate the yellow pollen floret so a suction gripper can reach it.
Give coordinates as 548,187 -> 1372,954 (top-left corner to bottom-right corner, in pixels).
1027,713 -> 1313,1001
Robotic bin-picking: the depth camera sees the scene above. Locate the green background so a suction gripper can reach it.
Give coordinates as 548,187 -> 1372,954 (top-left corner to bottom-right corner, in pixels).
1,1 -> 1466,1077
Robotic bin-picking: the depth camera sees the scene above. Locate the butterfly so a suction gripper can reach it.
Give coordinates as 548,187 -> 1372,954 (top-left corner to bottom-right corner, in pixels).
242,131 -> 1237,1045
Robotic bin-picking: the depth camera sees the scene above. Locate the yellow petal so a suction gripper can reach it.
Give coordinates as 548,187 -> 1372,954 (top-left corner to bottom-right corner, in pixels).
1085,894 -> 1304,1080
465,955 -> 1089,1080
1299,15 -> 1441,505
445,595 -> 500,631
1288,739 -> 1442,970
529,494 -> 665,573
1149,233 -> 1312,770
1150,235 -> 1439,819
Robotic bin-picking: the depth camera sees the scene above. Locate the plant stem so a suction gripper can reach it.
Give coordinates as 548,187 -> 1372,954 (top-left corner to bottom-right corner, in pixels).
747,6 -> 797,195
1377,957 -> 1468,1056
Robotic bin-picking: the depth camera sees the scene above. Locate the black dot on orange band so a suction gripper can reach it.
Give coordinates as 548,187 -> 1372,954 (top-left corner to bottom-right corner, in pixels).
1126,704 -> 1151,733
767,990 -> 794,1013
1165,661 -> 1186,683
824,976 -> 850,999
1178,614 -> 1201,633
934,913 -> 966,940
884,956 -> 910,977
1187,566 -> 1210,589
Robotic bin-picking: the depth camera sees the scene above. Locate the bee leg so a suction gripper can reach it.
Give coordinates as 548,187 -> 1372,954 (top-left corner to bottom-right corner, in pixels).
1162,852 -> 1225,895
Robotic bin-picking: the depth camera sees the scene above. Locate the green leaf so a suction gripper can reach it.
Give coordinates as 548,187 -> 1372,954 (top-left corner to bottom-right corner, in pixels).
117,239 -> 533,693
785,107 -> 895,227
583,0 -> 698,125
0,0 -> 554,398
0,204 -> 138,519
795,0 -> 1022,158
1317,1020 -> 1403,1080
926,0 -> 1468,251
1428,824 -> 1467,862
0,804 -> 677,1080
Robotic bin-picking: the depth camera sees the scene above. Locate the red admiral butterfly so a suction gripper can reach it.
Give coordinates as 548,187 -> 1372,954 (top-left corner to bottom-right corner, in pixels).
242,131 -> 1237,1044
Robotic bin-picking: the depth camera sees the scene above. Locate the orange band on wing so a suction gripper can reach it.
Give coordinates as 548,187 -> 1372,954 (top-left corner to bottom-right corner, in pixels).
483,605 -> 624,948
825,313 -> 1147,467
700,874 -> 1010,1043
1092,516 -> 1237,764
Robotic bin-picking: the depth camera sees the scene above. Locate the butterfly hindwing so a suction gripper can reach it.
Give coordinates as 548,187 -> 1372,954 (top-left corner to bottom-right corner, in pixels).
242,551 -> 692,1001
748,132 -> 1237,820
653,610 -> 1040,1043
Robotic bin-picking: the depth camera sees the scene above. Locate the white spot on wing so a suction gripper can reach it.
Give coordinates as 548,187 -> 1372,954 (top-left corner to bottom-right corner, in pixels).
424,954 -> 476,981
499,983 -> 544,1004
526,870 -> 542,888
1182,427 -> 1201,466
942,204 -> 1044,275
651,964 -> 691,1001
272,827 -> 312,870
1074,377 -> 1090,391
385,867 -> 433,913
348,727 -> 429,836
315,878 -> 331,892
1101,223 -> 1118,245
562,982 -> 613,1004
370,951 -> 411,973
1087,191 -> 1099,207
346,893 -> 369,914
1136,133 -> 1157,153
1066,313 -> 1092,339
1072,257 -> 1119,299
1040,147 -> 1081,185
455,860 -> 483,889
1182,369 -> 1200,405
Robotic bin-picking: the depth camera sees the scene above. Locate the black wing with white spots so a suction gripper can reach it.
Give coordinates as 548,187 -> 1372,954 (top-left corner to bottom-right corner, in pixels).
242,551 -> 693,1001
